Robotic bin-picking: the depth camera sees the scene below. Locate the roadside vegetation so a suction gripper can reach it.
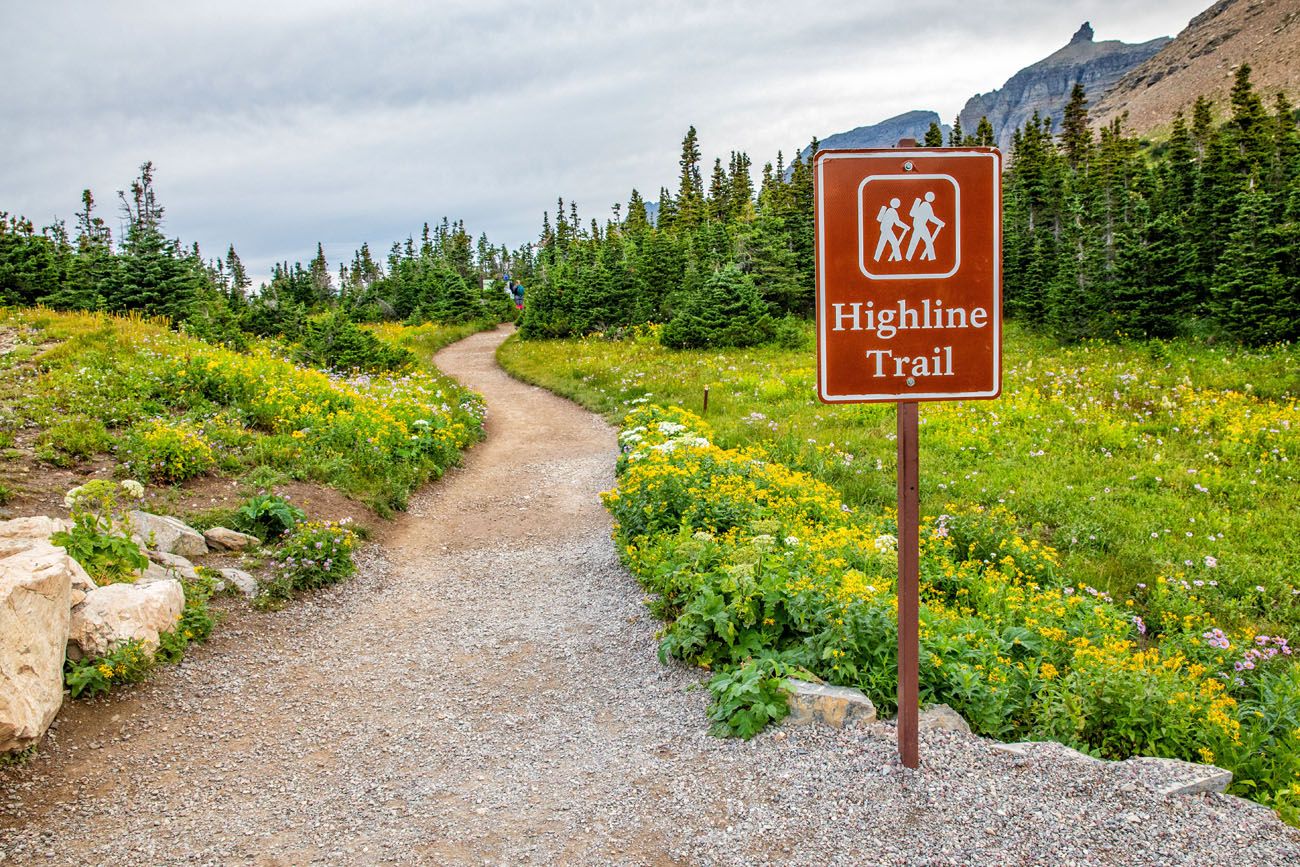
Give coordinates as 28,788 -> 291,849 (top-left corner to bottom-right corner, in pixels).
501,325 -> 1299,821
596,402 -> 1300,822
0,309 -> 489,705
2,309 -> 486,514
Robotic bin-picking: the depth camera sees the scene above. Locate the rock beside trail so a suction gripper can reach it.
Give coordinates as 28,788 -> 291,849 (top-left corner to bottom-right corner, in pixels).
216,568 -> 259,598
203,527 -> 260,551
67,580 -> 185,661
918,703 -> 971,734
0,542 -> 76,753
783,679 -> 877,729
1124,756 -> 1233,797
143,550 -> 198,583
0,516 -> 72,559
129,511 -> 208,558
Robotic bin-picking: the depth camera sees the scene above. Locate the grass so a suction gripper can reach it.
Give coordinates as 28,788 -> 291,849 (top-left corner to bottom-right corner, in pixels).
0,309 -> 486,514
498,320 -> 1299,635
367,318 -> 500,356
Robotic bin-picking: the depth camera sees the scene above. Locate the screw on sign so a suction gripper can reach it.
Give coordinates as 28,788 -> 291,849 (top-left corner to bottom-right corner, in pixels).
814,147 -> 1003,768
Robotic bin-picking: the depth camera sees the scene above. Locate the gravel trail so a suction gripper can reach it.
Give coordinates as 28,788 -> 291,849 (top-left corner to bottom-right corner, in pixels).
3,324 -> 1299,866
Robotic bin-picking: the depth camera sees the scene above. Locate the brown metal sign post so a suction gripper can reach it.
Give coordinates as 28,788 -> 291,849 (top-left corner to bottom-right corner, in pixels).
814,148 -> 1002,769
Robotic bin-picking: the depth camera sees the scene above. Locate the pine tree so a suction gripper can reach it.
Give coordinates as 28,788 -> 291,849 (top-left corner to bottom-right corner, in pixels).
224,244 -> 250,302
675,126 -> 705,229
115,162 -> 196,322
974,116 -> 996,147
735,212 -> 802,314
309,242 -> 334,305
924,122 -> 944,148
708,157 -> 730,223
728,152 -> 755,222
660,265 -> 772,349
1209,181 -> 1299,344
625,189 -> 650,234
1060,83 -> 1091,169
44,190 -> 114,310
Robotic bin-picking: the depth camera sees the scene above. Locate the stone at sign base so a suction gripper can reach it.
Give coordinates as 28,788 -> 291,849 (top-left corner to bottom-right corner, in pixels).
783,679 -> 877,728
0,542 -> 76,753
918,703 -> 971,734
1123,756 -> 1233,796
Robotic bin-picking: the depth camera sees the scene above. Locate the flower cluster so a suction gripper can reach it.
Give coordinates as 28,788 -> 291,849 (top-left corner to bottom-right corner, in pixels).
123,419 -> 217,483
24,311 -> 486,509
259,519 -> 358,602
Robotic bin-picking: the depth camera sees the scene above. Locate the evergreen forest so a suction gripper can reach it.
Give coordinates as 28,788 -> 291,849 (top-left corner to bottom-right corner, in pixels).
521,65 -> 1298,348
0,163 -> 530,355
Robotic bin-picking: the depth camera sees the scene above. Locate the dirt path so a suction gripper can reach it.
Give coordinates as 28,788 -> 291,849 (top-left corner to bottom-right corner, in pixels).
3,325 -> 1300,866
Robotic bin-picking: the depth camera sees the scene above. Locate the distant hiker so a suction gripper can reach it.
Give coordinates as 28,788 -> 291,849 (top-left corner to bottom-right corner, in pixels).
873,197 -> 908,262
905,191 -> 945,262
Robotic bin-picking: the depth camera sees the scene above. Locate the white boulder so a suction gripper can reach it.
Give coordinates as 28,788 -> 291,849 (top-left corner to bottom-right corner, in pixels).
0,516 -> 73,559
67,580 -> 185,661
0,542 -> 76,753
129,511 -> 208,558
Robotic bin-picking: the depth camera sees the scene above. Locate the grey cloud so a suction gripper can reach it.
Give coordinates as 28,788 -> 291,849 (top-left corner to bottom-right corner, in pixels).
1,1 -> 1208,284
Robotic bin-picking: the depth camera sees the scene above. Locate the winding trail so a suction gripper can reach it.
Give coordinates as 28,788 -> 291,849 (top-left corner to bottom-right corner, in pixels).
3,325 -> 1300,866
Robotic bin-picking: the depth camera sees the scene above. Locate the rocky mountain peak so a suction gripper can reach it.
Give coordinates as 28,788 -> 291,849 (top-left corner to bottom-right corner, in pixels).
956,25 -> 1169,151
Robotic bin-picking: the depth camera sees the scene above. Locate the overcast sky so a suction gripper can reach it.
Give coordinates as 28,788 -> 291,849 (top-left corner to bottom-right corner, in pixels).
2,1 -> 1208,284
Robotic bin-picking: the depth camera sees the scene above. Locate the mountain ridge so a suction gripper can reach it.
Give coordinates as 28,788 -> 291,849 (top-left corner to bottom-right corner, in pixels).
1092,0 -> 1300,137
955,23 -> 1170,151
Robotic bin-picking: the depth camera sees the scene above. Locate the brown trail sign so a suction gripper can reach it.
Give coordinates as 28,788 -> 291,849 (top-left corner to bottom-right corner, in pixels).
814,148 -> 1002,768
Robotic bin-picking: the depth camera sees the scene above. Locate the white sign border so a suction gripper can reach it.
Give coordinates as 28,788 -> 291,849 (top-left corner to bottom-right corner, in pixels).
816,149 -> 1001,404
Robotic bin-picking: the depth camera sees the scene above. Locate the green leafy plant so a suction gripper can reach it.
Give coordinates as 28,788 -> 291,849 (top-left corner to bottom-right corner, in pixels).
257,519 -> 358,603
50,480 -> 148,584
64,640 -> 154,698
156,575 -> 219,663
35,415 -> 113,466
233,493 -> 305,541
707,657 -> 791,738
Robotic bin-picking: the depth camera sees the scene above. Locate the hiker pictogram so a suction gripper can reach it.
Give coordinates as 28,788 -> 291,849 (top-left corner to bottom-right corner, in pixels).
858,173 -> 960,280
873,197 -> 908,262
905,192 -> 945,261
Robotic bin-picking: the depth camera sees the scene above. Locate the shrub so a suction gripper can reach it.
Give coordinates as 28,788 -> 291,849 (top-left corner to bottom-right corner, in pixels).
258,519 -> 358,603
292,310 -> 415,373
122,420 -> 216,484
233,493 -> 305,541
156,574 -> 219,663
64,640 -> 153,698
36,416 -> 113,465
707,657 -> 792,738
661,266 -> 773,349
51,480 -> 148,584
